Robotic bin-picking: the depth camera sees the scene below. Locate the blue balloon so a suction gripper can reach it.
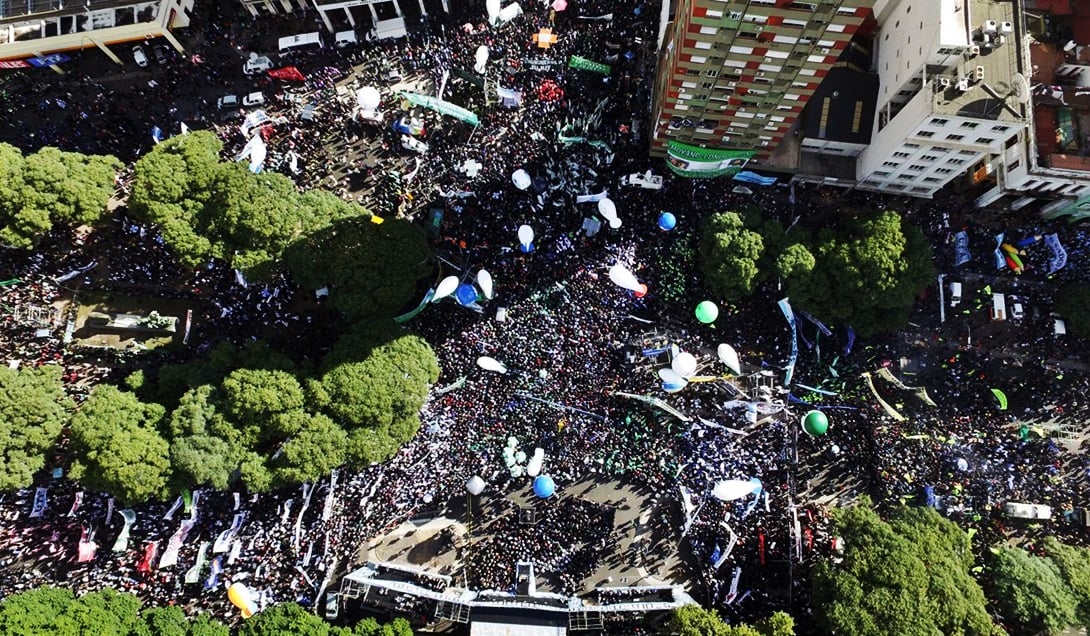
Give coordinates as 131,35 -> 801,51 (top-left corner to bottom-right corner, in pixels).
519,243 -> 534,253
657,212 -> 677,231
533,475 -> 556,498
456,283 -> 478,306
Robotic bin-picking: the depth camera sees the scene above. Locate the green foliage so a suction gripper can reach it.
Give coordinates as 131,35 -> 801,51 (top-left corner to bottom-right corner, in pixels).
220,368 -> 306,424
787,211 -> 934,336
774,243 -> 815,281
755,611 -> 795,636
0,365 -> 72,490
989,546 -> 1080,636
667,605 -> 762,636
811,502 -> 997,636
1043,536 -> 1090,623
698,212 -> 764,301
320,326 -> 439,466
0,143 -> 121,249
1055,282 -> 1090,338
285,216 -> 431,322
272,413 -> 348,484
0,586 -> 228,636
68,385 -> 170,504
237,602 -> 334,636
129,131 -> 371,277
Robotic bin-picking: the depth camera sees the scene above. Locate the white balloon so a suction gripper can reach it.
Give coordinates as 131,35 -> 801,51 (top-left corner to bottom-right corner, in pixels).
515,451 -> 527,464
717,344 -> 741,375
597,198 -> 617,221
477,356 -> 508,374
474,46 -> 489,74
608,217 -> 622,229
672,352 -> 698,378
433,276 -> 460,301
512,169 -> 532,190
608,264 -> 642,292
658,368 -> 686,385
477,269 -> 494,300
517,224 -> 535,247
466,475 -> 486,495
526,448 -> 545,477
712,480 -> 759,501
356,86 -> 380,111
486,0 -> 501,19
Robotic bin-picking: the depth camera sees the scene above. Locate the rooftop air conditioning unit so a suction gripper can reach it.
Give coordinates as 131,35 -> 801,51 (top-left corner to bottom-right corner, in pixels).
984,20 -> 998,34
957,78 -> 970,91
969,45 -> 981,55
975,65 -> 985,80
1000,21 -> 1014,34
939,77 -> 952,87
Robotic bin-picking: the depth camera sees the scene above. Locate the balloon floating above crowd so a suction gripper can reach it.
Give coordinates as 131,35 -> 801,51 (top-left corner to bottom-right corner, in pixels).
658,368 -> 688,393
227,582 -> 258,619
477,356 -> 508,374
717,344 -> 741,375
608,263 -> 647,297
657,212 -> 676,231
671,352 -> 698,378
512,169 -> 532,190
533,475 -> 556,498
433,275 -> 459,302
518,224 -> 535,253
477,269 -> 494,300
695,300 -> 719,324
466,475 -> 486,496
801,410 -> 829,436
456,283 -> 478,306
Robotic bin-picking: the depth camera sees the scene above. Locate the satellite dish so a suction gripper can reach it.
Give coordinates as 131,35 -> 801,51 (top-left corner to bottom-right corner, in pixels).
1011,72 -> 1030,104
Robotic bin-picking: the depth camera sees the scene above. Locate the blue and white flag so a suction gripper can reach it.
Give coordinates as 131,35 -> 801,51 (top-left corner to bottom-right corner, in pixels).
954,230 -> 971,267
1045,233 -> 1068,274
777,298 -> 798,386
994,233 -> 1007,270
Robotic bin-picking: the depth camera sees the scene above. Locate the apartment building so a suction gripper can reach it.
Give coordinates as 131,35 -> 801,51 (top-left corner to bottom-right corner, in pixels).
240,0 -> 447,35
0,0 -> 193,66
649,0 -> 874,166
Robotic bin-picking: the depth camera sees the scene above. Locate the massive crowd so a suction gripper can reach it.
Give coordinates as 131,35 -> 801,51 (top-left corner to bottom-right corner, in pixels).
1,0 -> 1090,631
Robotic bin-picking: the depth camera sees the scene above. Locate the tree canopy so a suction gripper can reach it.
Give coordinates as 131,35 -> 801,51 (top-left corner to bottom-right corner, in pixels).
698,211 -> 765,301
786,211 -> 934,336
237,602 -> 413,636
988,546 -> 1080,636
667,605 -> 793,636
284,216 -> 432,323
0,142 -> 122,249
128,131 -> 370,277
1054,282 -> 1090,338
0,365 -> 72,491
67,385 -> 171,504
0,586 -> 228,636
1042,536 -> 1090,624
811,502 -> 997,636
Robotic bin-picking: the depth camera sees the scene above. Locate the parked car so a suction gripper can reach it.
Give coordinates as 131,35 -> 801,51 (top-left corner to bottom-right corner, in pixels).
152,44 -> 168,65
620,171 -> 664,190
244,55 -> 273,75
217,94 -> 240,109
400,135 -> 429,154
242,91 -> 265,107
1011,302 -> 1025,320
133,45 -> 148,67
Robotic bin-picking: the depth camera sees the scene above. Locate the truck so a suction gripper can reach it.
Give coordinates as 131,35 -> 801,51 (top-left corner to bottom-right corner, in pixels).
620,171 -> 664,190
991,293 -> 1007,321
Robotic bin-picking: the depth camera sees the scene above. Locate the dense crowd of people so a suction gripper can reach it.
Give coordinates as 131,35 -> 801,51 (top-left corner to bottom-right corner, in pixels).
1,0 -> 1090,631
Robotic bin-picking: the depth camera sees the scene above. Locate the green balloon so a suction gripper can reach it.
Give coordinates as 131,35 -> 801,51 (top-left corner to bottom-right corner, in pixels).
802,410 -> 829,436
695,301 -> 719,324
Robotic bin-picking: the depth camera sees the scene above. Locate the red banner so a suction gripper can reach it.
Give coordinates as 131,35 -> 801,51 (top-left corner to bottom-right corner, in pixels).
137,541 -> 159,572
0,60 -> 30,69
267,66 -> 305,82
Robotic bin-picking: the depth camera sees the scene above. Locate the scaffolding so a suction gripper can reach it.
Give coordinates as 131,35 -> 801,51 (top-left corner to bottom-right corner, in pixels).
434,599 -> 471,623
11,304 -> 57,328
568,610 -> 604,631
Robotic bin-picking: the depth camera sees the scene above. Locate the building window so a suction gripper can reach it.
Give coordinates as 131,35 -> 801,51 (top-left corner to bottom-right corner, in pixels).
975,137 -> 995,144
893,151 -> 911,158
1008,159 -> 1021,170
960,121 -> 979,129
991,124 -> 1008,132
924,177 -> 942,183
882,160 -> 899,167
908,164 -> 926,171
918,131 -> 935,138
705,69 -> 719,78
931,118 -> 949,126
946,133 -> 964,141
904,143 -> 921,149
921,154 -> 939,161
946,158 -> 964,165
936,167 -> 954,174
959,149 -> 976,155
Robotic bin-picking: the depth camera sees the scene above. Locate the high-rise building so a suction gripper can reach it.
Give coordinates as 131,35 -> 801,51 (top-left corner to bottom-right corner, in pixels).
649,0 -> 874,166
0,0 -> 194,67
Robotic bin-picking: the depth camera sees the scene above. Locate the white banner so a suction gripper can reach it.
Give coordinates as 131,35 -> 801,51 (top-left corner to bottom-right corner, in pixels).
158,519 -> 196,569
112,509 -> 136,552
29,488 -> 47,518
575,190 -> 609,203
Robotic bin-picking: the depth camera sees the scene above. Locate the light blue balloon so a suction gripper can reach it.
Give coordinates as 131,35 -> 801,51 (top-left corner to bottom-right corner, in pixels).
533,475 -> 556,498
657,212 -> 677,231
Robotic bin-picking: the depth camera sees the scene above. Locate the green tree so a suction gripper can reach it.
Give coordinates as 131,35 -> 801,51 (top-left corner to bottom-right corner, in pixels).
320,328 -> 439,465
811,502 -> 997,636
272,413 -> 348,485
789,211 -> 933,336
1055,282 -> 1090,338
135,605 -> 189,636
755,611 -> 795,636
698,211 -> 765,301
237,602 -> 334,636
0,365 -> 72,490
186,613 -> 230,636
0,143 -> 120,248
285,216 -> 432,322
68,385 -> 171,504
774,242 -> 815,281
1043,536 -> 1090,622
0,586 -> 75,635
667,605 -> 761,636
220,368 -> 305,425
989,546 -> 1080,636
54,587 -> 143,635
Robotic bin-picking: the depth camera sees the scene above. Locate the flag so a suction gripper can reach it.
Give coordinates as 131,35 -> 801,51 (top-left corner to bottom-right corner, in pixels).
151,126 -> 163,144
180,122 -> 190,135
954,231 -> 971,266
267,66 -> 306,81
1045,233 -> 1067,274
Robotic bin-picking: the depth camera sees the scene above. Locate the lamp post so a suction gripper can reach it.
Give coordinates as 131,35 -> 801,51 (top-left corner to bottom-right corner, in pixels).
464,476 -> 485,588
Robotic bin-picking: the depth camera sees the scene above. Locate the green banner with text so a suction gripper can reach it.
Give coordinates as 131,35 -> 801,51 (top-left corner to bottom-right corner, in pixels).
665,141 -> 754,178
568,55 -> 612,75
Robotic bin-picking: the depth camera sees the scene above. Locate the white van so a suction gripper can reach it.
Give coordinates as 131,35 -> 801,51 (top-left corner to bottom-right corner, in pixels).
621,171 -> 664,190
217,94 -> 239,109
949,282 -> 962,307
1003,502 -> 1052,520
334,30 -> 358,48
278,32 -> 323,54
991,293 -> 1007,321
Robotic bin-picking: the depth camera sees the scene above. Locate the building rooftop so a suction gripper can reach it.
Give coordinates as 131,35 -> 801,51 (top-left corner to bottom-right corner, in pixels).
932,0 -> 1024,122
1026,2 -> 1090,173
0,0 -> 157,24
803,67 -> 879,145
